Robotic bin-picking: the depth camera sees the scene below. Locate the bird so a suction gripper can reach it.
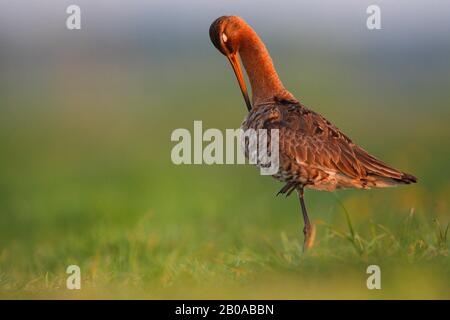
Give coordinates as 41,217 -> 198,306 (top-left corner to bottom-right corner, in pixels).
209,16 -> 417,251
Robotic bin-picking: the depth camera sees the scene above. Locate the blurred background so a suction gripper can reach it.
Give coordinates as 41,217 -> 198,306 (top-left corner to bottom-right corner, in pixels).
0,0 -> 449,298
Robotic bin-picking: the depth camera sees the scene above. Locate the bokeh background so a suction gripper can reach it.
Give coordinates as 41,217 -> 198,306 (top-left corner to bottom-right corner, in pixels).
0,0 -> 449,299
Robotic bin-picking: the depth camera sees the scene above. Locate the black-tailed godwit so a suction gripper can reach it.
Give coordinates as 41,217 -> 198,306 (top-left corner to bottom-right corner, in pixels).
209,16 -> 417,250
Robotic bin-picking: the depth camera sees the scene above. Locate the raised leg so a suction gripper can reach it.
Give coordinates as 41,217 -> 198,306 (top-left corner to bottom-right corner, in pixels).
298,186 -> 314,251
277,181 -> 299,197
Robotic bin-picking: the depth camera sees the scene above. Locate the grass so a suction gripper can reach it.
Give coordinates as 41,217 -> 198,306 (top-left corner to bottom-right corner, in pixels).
0,138 -> 448,299
0,49 -> 449,299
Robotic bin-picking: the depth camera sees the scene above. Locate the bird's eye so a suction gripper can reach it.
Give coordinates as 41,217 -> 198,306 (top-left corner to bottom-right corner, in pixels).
222,33 -> 228,43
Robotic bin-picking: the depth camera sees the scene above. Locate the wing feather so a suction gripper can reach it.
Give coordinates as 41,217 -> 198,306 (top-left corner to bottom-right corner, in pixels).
277,103 -> 417,185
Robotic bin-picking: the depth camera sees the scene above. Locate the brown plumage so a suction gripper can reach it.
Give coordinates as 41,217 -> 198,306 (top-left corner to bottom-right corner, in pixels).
209,16 -> 417,250
242,101 -> 417,191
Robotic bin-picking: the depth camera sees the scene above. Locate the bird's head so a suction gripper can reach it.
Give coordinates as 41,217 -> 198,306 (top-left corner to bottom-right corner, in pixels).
209,16 -> 252,111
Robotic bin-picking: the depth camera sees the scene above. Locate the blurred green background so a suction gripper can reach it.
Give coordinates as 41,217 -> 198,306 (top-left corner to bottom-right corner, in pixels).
0,0 -> 449,299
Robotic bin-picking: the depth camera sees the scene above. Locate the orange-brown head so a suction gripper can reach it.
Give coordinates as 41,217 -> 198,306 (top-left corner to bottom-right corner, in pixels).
209,16 -> 252,111
210,16 -> 291,111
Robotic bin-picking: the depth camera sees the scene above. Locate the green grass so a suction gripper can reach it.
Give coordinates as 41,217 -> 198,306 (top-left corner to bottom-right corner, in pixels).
0,54 -> 449,299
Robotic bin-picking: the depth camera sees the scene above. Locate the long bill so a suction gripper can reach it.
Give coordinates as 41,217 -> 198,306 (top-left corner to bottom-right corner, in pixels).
227,53 -> 252,111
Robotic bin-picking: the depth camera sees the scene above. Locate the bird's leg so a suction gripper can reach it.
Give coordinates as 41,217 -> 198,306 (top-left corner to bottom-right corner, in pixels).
298,186 -> 314,252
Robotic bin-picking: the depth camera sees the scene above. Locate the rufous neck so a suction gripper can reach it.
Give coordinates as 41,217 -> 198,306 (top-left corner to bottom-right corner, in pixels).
238,27 -> 293,106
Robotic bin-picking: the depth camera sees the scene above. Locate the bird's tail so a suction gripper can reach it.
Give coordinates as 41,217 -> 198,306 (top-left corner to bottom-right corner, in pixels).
354,147 -> 417,188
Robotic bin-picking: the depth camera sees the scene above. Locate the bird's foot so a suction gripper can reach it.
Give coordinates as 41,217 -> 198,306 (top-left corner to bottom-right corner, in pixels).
302,223 -> 316,252
277,181 -> 300,197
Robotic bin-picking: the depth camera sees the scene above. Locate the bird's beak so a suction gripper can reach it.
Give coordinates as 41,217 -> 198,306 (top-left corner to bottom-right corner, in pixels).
227,53 -> 252,111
